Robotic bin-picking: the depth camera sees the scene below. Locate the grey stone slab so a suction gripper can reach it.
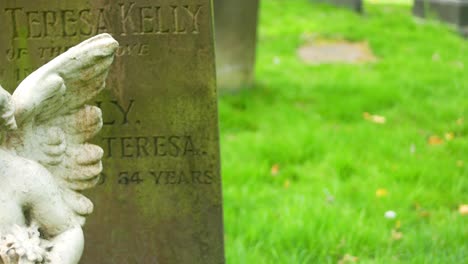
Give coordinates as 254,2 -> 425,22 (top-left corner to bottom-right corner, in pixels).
214,0 -> 260,91
413,0 -> 468,32
312,0 -> 363,13
0,0 -> 225,263
298,41 -> 377,64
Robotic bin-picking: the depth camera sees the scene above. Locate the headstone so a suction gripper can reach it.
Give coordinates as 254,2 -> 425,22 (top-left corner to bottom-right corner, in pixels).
413,0 -> 468,36
313,0 -> 363,13
214,0 -> 260,91
298,40 -> 377,64
0,1 -> 225,263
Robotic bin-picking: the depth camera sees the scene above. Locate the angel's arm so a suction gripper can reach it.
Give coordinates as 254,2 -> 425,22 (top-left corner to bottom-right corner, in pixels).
26,163 -> 84,264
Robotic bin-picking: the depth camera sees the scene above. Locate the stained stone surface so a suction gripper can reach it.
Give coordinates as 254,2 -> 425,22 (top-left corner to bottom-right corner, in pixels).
214,0 -> 259,91
313,0 -> 363,12
0,0 -> 225,263
413,0 -> 468,36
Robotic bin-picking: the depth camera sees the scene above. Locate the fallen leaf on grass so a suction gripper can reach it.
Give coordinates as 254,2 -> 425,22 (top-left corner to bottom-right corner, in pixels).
283,179 -> 291,189
338,254 -> 358,264
418,210 -> 431,218
459,205 -> 468,216
413,203 -> 431,218
428,136 -> 443,145
376,188 -> 388,198
372,115 -> 386,124
363,112 -> 386,124
456,118 -> 464,126
456,160 -> 464,167
395,220 -> 401,229
391,229 -> 403,241
444,132 -> 455,141
271,164 -> 280,176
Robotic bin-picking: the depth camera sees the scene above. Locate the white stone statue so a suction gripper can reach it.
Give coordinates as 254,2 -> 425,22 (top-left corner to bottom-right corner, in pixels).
0,34 -> 118,264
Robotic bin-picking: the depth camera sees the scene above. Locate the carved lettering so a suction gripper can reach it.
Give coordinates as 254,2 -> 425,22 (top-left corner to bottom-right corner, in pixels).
119,2 -> 136,36
3,4 -> 204,39
118,171 -> 144,185
98,170 -> 215,186
139,6 -> 153,34
6,48 -> 28,61
97,99 -> 135,125
150,170 -> 213,185
155,6 -> 170,34
183,5 -> 202,34
139,44 -> 150,56
102,135 -> 204,159
171,6 -> 186,34
136,137 -> 150,157
95,8 -> 108,34
103,137 -> 117,158
5,8 -> 22,38
121,137 -> 134,158
112,100 -> 135,125
61,10 -> 77,37
26,11 -> 42,38
115,43 -> 150,57
78,9 -> 93,36
43,11 -> 57,37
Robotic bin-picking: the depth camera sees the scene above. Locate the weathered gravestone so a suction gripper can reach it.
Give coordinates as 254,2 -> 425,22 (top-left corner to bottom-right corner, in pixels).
413,0 -> 468,36
0,0 -> 225,263
214,0 -> 259,91
312,0 -> 363,13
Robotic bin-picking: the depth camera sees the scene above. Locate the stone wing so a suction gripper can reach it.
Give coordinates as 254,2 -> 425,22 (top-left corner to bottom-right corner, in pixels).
5,34 -> 118,224
0,86 -> 16,131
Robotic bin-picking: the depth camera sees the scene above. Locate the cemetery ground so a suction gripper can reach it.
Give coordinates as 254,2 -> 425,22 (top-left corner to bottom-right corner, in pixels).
219,0 -> 467,263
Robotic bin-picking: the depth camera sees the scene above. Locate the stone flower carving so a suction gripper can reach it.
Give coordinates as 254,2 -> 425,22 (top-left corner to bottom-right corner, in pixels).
0,34 -> 118,264
0,224 -> 51,264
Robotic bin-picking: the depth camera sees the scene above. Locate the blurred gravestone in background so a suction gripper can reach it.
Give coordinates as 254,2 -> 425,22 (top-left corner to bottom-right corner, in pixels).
312,0 -> 363,12
214,0 -> 260,92
413,0 -> 468,36
298,40 -> 377,64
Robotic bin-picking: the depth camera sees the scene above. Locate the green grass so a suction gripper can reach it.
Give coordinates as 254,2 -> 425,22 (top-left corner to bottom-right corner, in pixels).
219,0 -> 467,263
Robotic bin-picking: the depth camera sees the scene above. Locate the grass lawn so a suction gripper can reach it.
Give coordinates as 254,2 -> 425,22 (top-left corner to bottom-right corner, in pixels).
219,0 -> 467,263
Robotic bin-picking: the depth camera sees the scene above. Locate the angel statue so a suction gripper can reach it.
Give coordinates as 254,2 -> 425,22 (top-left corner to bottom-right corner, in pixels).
0,34 -> 118,264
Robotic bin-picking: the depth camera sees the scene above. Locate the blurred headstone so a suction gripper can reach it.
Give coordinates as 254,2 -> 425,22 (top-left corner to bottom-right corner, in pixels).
298,40 -> 376,64
313,0 -> 363,13
214,0 -> 260,92
413,0 -> 468,36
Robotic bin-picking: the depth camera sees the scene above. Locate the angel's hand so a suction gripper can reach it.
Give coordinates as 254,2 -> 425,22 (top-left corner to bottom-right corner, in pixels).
0,86 -> 17,131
